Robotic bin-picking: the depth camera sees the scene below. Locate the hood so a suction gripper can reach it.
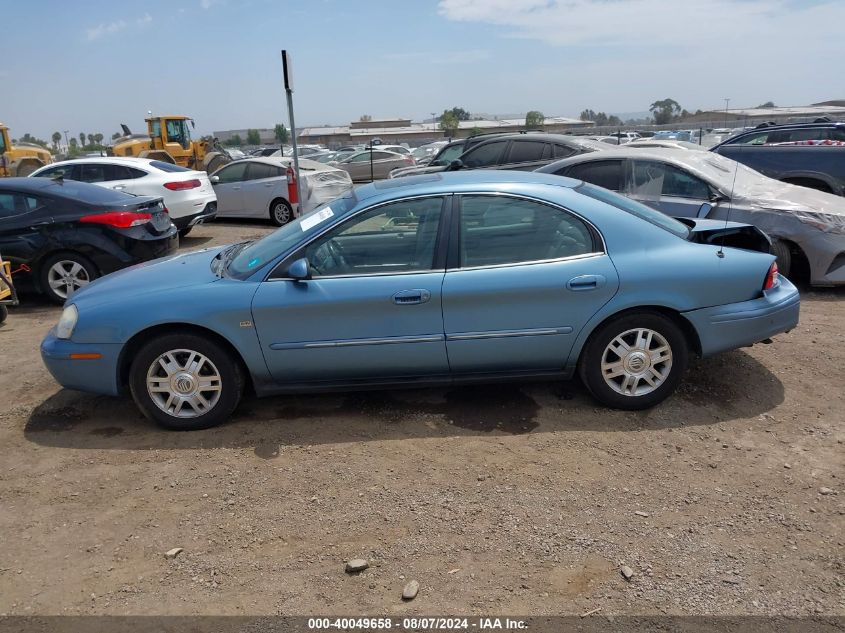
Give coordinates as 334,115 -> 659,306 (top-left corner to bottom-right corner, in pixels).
70,246 -> 225,308
731,177 -> 845,234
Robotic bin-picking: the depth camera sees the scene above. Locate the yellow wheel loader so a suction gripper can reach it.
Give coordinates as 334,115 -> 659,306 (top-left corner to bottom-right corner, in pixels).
0,123 -> 52,177
111,115 -> 231,173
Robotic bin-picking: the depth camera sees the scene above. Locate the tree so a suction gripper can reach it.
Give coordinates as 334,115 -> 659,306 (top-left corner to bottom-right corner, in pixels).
225,134 -> 243,147
757,101 -> 775,108
442,107 -> 470,122
525,111 -> 545,129
87,133 -> 95,147
93,133 -> 103,146
51,132 -> 61,149
359,115 -> 372,122
69,138 -> 78,149
18,133 -> 49,148
439,112 -> 460,138
112,132 -> 122,140
79,132 -> 85,146
274,123 -> 289,144
650,98 -> 682,124
468,126 -> 484,137
246,129 -> 261,145
580,109 -> 597,122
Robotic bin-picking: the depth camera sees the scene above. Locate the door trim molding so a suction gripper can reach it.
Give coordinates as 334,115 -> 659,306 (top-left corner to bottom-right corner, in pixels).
269,334 -> 445,350
446,327 -> 573,341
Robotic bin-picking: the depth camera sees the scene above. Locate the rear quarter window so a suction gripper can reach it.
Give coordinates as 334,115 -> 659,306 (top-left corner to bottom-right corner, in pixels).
151,161 -> 191,172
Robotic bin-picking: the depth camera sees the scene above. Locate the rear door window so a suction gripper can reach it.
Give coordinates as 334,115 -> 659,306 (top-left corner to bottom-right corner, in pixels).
505,141 -> 548,165
246,163 -> 281,180
78,163 -> 108,183
0,193 -> 46,219
560,160 -> 624,191
632,161 -> 711,199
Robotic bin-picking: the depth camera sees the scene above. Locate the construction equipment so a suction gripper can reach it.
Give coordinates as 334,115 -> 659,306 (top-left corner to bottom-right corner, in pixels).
111,115 -> 231,173
0,123 -> 53,177
0,256 -> 20,324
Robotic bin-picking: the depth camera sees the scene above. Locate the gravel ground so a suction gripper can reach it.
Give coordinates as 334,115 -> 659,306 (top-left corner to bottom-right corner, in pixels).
0,220 -> 842,616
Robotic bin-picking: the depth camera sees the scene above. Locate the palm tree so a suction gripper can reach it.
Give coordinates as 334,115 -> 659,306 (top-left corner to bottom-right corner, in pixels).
51,132 -> 62,150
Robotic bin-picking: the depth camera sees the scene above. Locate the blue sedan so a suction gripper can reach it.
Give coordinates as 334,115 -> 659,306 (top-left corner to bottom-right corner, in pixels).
41,171 -> 800,430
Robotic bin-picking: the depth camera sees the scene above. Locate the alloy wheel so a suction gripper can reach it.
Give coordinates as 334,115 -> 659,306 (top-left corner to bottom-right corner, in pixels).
601,327 -> 673,397
47,260 -> 91,299
146,349 -> 223,418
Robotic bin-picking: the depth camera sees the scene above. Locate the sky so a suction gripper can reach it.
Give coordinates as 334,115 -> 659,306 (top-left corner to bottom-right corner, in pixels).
3,0 -> 844,141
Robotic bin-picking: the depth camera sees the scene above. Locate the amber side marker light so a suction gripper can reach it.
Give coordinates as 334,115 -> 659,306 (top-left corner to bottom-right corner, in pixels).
70,353 -> 102,360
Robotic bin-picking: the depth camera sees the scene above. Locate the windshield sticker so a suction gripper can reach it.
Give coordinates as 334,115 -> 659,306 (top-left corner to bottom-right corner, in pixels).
301,207 -> 334,231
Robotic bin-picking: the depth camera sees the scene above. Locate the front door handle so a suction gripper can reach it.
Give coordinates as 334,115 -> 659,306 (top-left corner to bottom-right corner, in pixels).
392,289 -> 431,305
567,274 -> 606,291
112,185 -> 126,191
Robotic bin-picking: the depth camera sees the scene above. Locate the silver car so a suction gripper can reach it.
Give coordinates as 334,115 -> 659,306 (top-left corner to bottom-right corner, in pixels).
335,149 -> 415,182
537,148 -> 845,286
210,157 -> 352,225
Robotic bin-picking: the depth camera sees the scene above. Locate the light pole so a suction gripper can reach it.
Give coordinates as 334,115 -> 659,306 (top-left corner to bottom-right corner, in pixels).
62,130 -> 69,152
431,112 -> 436,133
723,98 -> 730,127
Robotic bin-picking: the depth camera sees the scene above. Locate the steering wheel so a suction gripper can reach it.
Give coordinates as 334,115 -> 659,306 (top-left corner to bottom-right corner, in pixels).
310,239 -> 348,275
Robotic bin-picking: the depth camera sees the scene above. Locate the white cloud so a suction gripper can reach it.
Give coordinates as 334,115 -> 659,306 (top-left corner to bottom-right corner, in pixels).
438,0 -> 844,49
136,13 -> 153,27
86,20 -> 127,41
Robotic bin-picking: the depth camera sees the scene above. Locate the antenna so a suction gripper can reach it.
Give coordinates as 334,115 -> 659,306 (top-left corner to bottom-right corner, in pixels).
717,146 -> 740,259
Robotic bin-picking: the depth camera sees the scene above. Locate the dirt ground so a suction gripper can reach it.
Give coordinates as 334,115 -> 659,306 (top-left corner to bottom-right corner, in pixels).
0,220 -> 842,617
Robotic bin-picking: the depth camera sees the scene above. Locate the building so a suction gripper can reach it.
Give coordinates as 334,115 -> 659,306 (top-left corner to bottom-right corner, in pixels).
212,128 -> 277,145
685,103 -> 845,126
298,116 -> 593,148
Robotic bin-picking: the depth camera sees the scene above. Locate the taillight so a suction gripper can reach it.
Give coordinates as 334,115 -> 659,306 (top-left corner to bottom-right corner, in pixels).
763,261 -> 779,290
163,179 -> 201,191
404,155 -> 414,164
286,166 -> 298,204
80,211 -> 152,228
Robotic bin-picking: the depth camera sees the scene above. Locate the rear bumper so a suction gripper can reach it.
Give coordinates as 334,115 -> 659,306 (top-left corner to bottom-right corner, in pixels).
92,230 -> 179,275
682,277 -> 800,357
171,202 -> 217,230
40,330 -> 123,396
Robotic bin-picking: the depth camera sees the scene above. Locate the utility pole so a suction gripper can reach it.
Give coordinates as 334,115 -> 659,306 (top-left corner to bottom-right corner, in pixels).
723,98 -> 731,127
281,50 -> 303,210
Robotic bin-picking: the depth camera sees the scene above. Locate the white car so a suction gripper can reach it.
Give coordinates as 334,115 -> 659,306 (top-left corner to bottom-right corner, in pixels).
31,157 -> 217,236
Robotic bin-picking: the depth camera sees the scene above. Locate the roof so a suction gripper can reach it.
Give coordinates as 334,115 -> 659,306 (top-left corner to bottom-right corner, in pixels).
352,169 -> 581,202
48,156 -> 164,167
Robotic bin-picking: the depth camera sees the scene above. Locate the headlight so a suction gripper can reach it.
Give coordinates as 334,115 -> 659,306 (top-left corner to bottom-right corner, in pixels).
56,304 -> 78,340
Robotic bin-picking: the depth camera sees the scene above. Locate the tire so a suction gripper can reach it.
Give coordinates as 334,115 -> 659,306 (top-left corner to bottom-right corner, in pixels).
269,198 -> 293,226
578,311 -> 689,410
178,226 -> 193,238
770,239 -> 792,278
205,155 -> 227,175
0,304 -> 7,324
129,332 -> 244,430
39,252 -> 98,305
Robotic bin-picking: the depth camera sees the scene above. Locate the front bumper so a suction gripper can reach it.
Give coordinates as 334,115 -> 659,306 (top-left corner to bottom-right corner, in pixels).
40,330 -> 123,396
682,277 -> 800,357
172,202 -> 218,230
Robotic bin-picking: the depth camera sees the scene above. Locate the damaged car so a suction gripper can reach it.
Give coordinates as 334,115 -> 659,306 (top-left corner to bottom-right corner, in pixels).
537,149 -> 845,286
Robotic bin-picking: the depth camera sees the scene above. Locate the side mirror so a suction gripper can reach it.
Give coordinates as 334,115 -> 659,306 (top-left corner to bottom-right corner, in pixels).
697,202 -> 714,218
287,257 -> 311,281
446,159 -> 464,171
210,175 -> 220,184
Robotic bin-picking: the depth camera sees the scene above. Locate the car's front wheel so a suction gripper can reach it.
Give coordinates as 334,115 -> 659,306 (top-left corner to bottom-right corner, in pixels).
129,333 -> 244,430
579,311 -> 688,410
269,198 -> 293,226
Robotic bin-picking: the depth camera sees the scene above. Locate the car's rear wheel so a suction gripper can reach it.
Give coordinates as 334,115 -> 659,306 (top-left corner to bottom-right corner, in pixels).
269,198 -> 293,226
0,304 -> 7,324
771,239 -> 791,277
579,311 -> 688,410
129,333 -> 243,430
178,226 -> 193,238
39,253 -> 98,305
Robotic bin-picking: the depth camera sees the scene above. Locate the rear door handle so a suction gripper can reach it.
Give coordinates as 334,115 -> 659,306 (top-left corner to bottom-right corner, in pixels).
392,289 -> 431,305
567,274 -> 606,291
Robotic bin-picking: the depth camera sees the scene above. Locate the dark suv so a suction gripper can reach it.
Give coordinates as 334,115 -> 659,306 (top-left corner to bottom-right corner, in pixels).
710,120 -> 845,195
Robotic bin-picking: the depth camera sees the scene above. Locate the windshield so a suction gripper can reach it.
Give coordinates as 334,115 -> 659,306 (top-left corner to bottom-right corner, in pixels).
576,182 -> 690,239
433,143 -> 464,165
227,192 -> 358,279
